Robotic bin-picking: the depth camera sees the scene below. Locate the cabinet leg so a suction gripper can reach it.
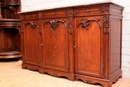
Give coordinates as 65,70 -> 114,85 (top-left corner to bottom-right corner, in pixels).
103,83 -> 111,87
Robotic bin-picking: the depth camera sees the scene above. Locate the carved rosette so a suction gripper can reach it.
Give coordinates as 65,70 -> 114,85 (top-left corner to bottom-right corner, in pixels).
103,15 -> 109,34
77,18 -> 101,30
45,20 -> 67,31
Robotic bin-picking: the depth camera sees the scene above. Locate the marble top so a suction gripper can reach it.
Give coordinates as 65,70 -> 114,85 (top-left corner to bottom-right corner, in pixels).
19,0 -> 123,13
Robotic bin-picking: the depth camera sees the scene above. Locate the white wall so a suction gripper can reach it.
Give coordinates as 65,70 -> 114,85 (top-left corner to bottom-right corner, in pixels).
120,0 -> 130,78
20,0 -> 130,78
112,0 -> 130,78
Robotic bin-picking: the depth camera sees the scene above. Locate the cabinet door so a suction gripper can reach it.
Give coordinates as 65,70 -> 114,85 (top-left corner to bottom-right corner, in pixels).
42,18 -> 69,72
75,16 -> 104,78
22,20 -> 40,66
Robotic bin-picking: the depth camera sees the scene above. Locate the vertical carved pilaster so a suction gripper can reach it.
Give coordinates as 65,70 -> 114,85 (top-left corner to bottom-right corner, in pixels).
68,17 -> 73,34
103,15 -> 109,34
38,19 -> 42,34
21,22 -> 24,34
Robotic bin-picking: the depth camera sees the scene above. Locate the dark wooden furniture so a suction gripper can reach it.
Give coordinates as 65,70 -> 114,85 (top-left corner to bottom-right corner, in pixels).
0,19 -> 21,58
20,3 -> 123,87
0,0 -> 21,59
0,0 -> 20,19
0,51 -> 22,58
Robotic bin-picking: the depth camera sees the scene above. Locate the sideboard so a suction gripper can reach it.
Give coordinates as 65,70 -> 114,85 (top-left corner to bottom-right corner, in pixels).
20,2 -> 123,87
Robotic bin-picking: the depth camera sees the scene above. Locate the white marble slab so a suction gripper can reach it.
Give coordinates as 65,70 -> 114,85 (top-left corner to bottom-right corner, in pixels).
19,0 -> 122,13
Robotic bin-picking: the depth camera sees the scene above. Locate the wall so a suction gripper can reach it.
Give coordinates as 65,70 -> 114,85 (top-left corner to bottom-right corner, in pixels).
20,0 -> 130,78
112,0 -> 130,78
119,0 -> 130,78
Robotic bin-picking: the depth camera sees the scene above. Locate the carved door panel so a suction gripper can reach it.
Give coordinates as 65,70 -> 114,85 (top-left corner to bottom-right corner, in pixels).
42,18 -> 69,72
22,21 -> 40,65
75,16 -> 104,78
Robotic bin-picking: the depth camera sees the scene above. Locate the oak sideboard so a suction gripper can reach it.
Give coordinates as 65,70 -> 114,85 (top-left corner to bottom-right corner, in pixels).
20,2 -> 123,87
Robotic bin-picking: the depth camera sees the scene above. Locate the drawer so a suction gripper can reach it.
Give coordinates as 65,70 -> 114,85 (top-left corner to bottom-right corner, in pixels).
20,12 -> 38,20
38,7 -> 73,18
74,3 -> 110,16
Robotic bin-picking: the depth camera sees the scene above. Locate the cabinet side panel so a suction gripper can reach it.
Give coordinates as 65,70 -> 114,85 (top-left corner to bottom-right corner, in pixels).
110,18 -> 121,74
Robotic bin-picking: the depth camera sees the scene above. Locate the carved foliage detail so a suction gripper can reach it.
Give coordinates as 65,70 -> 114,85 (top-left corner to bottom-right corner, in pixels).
25,22 -> 37,29
45,20 -> 67,31
65,9 -> 73,15
99,5 -> 109,13
77,18 -> 101,30
74,10 -> 78,15
103,15 -> 109,34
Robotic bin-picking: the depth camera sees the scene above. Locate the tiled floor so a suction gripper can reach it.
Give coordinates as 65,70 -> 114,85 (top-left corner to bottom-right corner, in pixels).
0,59 -> 130,87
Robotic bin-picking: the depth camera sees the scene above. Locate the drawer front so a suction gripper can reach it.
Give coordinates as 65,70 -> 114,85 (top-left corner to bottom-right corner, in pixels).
38,7 -> 73,18
20,12 -> 38,20
74,4 -> 110,16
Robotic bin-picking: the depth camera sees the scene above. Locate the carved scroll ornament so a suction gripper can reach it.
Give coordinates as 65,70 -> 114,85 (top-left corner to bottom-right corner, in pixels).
77,18 -> 101,30
25,21 -> 37,29
45,20 -> 67,31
